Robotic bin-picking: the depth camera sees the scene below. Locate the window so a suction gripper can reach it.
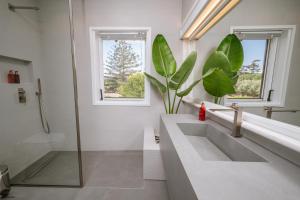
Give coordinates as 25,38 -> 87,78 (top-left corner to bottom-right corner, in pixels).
228,39 -> 268,99
90,27 -> 151,106
225,26 -> 296,107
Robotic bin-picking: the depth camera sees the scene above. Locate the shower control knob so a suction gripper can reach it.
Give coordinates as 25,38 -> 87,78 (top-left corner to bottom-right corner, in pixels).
18,88 -> 26,104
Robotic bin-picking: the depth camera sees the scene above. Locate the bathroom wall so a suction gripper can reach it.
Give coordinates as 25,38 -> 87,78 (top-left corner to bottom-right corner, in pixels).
185,0 -> 300,126
181,0 -> 197,22
72,0 -> 182,151
0,0 -> 51,177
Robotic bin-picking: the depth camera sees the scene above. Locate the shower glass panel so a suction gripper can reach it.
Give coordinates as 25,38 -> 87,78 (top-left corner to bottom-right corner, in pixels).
0,0 -> 82,186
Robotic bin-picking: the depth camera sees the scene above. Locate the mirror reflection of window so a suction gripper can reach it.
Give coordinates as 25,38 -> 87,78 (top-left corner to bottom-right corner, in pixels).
228,39 -> 268,99
225,27 -> 295,109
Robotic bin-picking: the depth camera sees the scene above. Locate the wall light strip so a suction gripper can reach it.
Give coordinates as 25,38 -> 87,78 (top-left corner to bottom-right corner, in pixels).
183,0 -> 224,39
195,0 -> 240,39
181,0 -> 240,40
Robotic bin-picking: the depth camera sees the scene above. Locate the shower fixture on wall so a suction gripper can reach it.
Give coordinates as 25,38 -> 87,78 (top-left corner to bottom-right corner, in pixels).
36,79 -> 50,134
8,3 -> 40,12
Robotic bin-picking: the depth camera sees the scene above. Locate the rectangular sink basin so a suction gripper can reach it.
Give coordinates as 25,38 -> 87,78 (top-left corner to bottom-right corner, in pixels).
177,123 -> 266,162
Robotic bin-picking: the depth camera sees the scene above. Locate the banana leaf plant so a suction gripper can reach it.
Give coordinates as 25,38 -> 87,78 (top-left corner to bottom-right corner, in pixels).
145,34 -> 214,114
202,34 -> 244,104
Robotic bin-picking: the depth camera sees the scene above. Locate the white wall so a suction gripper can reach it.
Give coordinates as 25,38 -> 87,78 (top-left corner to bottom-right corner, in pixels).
73,0 -> 182,151
187,0 -> 300,126
181,0 -> 197,22
0,0 -> 51,177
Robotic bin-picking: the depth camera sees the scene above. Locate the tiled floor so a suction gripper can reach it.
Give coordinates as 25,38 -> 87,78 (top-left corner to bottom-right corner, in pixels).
83,151 -> 143,187
12,151 -> 80,186
7,151 -> 170,200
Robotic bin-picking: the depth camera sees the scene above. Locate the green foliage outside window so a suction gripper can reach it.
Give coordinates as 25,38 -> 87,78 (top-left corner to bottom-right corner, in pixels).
118,72 -> 145,98
231,73 -> 262,98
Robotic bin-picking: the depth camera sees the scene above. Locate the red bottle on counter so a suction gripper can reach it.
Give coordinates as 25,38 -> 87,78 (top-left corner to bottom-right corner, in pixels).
7,70 -> 15,83
199,102 -> 206,121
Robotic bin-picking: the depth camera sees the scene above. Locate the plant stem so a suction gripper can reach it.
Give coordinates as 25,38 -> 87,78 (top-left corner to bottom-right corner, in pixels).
171,90 -> 177,113
214,96 -> 219,104
161,94 -> 168,114
175,97 -> 183,114
165,77 -> 171,113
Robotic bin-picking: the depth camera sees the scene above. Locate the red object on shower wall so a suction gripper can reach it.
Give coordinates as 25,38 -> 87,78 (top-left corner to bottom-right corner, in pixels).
7,70 -> 15,83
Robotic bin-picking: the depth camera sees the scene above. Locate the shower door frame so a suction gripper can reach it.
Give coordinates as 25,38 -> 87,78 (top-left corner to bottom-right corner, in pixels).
68,0 -> 84,188
11,0 -> 83,188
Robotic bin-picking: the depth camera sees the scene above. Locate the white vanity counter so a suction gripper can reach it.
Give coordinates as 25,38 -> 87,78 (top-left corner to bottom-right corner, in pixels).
160,114 -> 300,200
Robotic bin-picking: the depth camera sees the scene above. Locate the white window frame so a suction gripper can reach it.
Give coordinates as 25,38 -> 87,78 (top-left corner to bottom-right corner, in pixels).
89,27 -> 151,106
182,40 -> 197,98
224,25 -> 296,107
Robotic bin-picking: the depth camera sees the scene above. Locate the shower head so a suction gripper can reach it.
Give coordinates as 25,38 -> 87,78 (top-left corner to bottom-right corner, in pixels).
8,3 -> 40,12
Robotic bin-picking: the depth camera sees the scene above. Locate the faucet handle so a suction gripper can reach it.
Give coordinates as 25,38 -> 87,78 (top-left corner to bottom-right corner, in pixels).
264,106 -> 272,110
230,103 -> 240,110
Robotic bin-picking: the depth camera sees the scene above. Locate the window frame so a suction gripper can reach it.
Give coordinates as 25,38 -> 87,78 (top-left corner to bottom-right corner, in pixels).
89,27 -> 151,106
224,25 -> 296,107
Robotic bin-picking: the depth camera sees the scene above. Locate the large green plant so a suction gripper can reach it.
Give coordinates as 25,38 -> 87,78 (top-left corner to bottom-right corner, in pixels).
145,34 -> 213,114
202,34 -> 244,103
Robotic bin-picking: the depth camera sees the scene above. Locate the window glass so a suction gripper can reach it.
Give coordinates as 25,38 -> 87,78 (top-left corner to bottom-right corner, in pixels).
229,39 -> 268,99
102,39 -> 145,99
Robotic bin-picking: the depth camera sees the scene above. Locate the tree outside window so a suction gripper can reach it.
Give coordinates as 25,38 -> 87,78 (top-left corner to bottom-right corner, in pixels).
103,40 -> 145,99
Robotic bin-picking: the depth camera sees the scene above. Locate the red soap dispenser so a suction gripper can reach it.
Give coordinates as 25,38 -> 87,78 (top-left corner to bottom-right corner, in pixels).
199,102 -> 206,121
7,70 -> 15,83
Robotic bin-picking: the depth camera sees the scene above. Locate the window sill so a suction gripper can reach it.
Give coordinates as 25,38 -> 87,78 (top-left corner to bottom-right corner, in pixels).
224,99 -> 283,107
182,97 -> 283,108
93,100 -> 150,107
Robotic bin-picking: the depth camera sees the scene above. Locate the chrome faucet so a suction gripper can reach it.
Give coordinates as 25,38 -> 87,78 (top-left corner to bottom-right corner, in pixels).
264,106 -> 300,119
210,103 -> 242,137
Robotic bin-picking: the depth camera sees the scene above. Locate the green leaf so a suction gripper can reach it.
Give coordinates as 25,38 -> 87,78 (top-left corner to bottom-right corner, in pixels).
175,67 -> 215,98
168,80 -> 178,90
230,71 -> 239,85
152,34 -> 176,77
202,51 -> 231,76
176,80 -> 201,97
217,34 -> 244,72
203,68 -> 235,97
202,68 -> 217,79
170,51 -> 197,90
144,72 -> 166,95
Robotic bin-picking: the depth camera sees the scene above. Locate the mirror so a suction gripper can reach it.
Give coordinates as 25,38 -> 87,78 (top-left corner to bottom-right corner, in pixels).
192,0 -> 300,127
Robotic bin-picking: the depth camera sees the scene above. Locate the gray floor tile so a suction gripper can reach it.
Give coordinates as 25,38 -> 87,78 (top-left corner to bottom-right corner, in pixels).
9,187 -> 78,200
73,186 -> 109,200
7,151 -> 169,200
12,151 -> 80,186
104,181 -> 169,200
83,151 -> 143,188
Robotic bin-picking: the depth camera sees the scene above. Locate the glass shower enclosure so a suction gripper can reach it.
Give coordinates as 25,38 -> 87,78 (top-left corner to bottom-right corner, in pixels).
0,0 -> 82,186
